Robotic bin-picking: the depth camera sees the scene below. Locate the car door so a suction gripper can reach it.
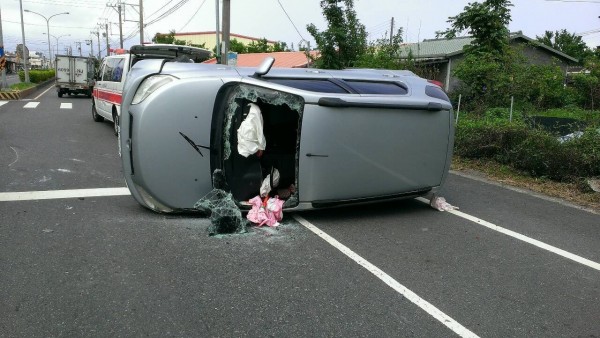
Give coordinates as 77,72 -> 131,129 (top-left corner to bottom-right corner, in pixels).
298,91 -> 453,204
94,60 -> 111,119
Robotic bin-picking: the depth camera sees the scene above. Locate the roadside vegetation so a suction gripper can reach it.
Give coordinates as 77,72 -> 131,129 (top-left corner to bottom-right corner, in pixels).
304,0 -> 599,207
8,82 -> 36,91
17,69 -> 55,84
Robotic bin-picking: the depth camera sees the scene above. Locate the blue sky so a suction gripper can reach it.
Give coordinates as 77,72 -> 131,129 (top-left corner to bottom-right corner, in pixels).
1,0 -> 598,58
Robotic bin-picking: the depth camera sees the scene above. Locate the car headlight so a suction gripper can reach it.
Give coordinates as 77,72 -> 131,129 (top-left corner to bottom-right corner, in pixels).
131,75 -> 175,105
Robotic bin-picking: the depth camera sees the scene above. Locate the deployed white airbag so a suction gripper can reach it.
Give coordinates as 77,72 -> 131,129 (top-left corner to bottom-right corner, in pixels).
237,103 -> 266,157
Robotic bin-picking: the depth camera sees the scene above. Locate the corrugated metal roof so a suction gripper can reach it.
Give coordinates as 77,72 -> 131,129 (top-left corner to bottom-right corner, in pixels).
401,36 -> 475,58
400,33 -> 578,63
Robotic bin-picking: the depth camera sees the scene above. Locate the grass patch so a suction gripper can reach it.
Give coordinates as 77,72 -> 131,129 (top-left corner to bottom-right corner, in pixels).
452,157 -> 600,213
9,82 -> 36,91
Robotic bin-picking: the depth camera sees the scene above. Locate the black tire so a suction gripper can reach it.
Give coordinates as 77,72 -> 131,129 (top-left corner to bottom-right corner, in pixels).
92,100 -> 104,122
113,111 -> 119,136
58,91 -> 63,98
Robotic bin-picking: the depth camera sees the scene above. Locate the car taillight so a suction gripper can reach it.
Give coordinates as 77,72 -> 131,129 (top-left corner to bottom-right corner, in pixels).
427,79 -> 444,88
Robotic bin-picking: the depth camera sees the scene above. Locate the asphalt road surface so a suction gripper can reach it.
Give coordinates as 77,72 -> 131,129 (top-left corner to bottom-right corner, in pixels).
1,84 -> 598,337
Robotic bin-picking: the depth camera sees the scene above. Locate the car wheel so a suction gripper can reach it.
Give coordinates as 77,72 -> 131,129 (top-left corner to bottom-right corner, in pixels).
92,100 -> 104,122
58,91 -> 63,98
113,111 -> 119,136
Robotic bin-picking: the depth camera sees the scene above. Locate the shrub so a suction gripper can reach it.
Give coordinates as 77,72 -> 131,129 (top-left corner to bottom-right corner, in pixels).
454,118 -> 529,162
17,69 -> 55,83
455,117 -> 600,181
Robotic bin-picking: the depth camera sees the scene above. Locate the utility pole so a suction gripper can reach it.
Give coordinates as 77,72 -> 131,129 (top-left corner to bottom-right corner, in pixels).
86,39 -> 93,58
91,30 -> 100,59
221,0 -> 230,65
0,4 -> 8,89
215,0 -> 220,63
390,17 -> 394,44
105,23 -> 110,56
139,0 -> 144,45
108,1 -> 124,48
18,0 -> 29,82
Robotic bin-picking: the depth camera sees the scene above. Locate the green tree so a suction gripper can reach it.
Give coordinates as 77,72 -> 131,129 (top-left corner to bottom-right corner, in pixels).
355,28 -> 404,69
570,55 -> 600,110
536,29 -> 591,62
152,30 -> 187,45
246,38 -> 271,53
271,41 -> 289,52
306,0 -> 367,69
229,39 -> 247,54
437,0 -> 513,55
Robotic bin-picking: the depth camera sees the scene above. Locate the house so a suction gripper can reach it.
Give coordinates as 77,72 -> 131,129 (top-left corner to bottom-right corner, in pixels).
401,32 -> 579,92
203,51 -> 319,68
172,31 -> 278,51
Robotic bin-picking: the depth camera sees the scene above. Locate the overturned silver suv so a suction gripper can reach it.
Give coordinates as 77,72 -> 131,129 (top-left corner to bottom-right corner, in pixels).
119,56 -> 454,213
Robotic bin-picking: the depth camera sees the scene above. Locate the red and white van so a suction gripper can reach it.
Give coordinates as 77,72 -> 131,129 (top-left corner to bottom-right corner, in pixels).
92,45 -> 211,135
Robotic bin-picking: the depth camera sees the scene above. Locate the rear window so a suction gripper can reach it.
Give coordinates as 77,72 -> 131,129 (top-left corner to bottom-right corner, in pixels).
343,80 -> 408,95
266,79 -> 348,93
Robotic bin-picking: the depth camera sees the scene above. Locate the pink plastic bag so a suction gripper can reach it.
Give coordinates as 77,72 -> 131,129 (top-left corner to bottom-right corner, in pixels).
247,196 -> 284,227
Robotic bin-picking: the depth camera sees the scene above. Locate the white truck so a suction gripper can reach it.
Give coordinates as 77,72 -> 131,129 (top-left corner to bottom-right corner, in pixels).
55,54 -> 95,98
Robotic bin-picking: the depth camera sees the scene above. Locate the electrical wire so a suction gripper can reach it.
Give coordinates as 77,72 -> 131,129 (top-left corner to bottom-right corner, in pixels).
178,0 -> 208,32
145,0 -> 191,26
146,0 -> 177,20
23,0 -> 105,9
276,0 -> 305,41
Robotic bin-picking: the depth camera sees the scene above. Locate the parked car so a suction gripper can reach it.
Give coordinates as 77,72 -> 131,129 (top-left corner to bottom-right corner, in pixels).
119,56 -> 455,213
92,44 -> 211,135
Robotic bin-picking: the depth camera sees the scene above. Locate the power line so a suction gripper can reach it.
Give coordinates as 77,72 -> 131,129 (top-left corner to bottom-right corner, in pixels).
146,0 -> 177,20
277,0 -> 305,41
178,0 -> 208,32
22,0 -> 105,9
3,20 -> 93,30
145,0 -> 191,26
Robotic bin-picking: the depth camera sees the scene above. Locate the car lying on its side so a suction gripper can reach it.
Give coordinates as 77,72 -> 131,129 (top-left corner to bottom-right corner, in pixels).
119,54 -> 455,213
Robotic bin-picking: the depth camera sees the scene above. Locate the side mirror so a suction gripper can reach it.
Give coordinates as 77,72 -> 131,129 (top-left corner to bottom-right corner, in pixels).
253,57 -> 275,78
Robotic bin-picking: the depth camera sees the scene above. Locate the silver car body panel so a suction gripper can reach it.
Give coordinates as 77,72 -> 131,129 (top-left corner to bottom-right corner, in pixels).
119,60 -> 454,212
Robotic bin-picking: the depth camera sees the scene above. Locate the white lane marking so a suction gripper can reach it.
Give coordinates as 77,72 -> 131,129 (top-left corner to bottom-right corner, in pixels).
34,85 -> 54,100
0,101 -> 8,107
8,146 -> 19,167
23,102 -> 40,109
293,214 -> 480,338
450,171 -> 598,215
0,187 -> 130,202
416,197 -> 600,271
60,103 -> 72,109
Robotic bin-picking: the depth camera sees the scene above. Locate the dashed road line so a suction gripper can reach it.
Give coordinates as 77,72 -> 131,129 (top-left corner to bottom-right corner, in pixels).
60,103 -> 73,109
416,197 -> 600,272
293,214 -> 480,338
23,102 -> 40,109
